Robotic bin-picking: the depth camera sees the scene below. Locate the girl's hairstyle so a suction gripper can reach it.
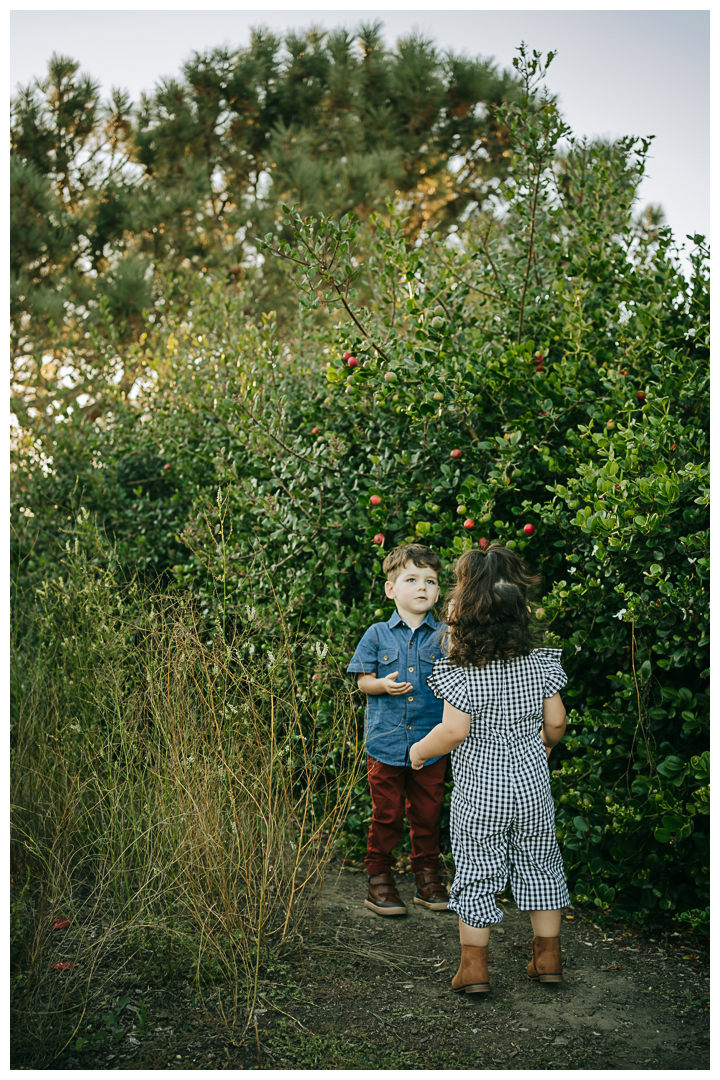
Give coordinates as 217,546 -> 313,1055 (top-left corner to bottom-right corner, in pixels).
443,544 -> 544,667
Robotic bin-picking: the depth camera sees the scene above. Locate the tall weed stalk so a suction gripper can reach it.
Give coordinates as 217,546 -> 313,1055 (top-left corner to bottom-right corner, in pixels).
10,517 -> 361,1066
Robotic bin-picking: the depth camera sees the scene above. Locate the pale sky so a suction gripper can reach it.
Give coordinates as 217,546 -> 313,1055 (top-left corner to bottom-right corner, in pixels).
9,7 -> 710,253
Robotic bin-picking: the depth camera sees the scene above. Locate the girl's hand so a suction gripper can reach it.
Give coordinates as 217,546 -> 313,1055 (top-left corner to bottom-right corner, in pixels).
409,743 -> 426,770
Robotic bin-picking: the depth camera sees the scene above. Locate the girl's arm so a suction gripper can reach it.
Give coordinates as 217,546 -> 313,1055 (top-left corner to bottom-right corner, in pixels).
541,692 -> 566,758
409,701 -> 470,769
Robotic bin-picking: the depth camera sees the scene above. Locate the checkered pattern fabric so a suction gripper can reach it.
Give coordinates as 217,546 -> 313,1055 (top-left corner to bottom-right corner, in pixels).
427,649 -> 570,927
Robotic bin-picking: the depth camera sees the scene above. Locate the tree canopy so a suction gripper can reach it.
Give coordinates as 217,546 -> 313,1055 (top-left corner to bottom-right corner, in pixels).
11,24 -> 520,427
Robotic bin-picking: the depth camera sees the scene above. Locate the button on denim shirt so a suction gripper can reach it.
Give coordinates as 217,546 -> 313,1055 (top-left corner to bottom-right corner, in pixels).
347,609 -> 447,766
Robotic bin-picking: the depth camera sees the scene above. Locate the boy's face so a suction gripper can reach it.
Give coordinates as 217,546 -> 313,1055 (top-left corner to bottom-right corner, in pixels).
385,561 -> 440,622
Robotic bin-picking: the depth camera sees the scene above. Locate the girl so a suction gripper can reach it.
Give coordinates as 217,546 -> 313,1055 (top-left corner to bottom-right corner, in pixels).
409,544 -> 569,993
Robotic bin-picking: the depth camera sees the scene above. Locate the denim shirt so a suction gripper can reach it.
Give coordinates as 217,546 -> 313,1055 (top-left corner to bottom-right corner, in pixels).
347,609 -> 447,766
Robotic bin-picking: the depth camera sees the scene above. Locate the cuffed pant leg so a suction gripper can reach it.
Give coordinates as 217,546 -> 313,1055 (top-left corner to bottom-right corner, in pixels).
448,825 -> 510,927
507,824 -> 570,912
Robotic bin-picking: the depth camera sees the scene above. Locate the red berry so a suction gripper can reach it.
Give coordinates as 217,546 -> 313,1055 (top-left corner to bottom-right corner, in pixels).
478,537 -> 489,550
523,523 -> 535,536
50,962 -> 74,972
311,426 -> 319,434
620,370 -> 627,375
163,464 -> 171,471
347,356 -> 359,368
636,391 -> 646,402
450,449 -> 462,459
369,494 -> 382,506
343,351 -> 352,360
393,509 -> 399,516
463,518 -> 475,529
373,533 -> 385,545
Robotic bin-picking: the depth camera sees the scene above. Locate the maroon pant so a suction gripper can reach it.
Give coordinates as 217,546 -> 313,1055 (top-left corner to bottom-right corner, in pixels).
365,754 -> 447,876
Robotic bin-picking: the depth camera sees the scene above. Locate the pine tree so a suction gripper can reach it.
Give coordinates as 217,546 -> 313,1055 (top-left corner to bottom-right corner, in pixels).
11,24 -> 521,426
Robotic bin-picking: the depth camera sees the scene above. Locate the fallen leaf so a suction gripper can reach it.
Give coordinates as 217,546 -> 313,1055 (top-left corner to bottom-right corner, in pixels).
52,918 -> 72,931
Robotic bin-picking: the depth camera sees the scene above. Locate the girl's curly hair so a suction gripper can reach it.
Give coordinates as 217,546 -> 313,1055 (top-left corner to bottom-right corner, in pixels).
442,544 -> 544,667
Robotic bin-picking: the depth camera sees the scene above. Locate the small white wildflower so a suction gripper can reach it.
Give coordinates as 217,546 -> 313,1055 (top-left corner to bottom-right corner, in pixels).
568,566 -> 576,574
687,557 -> 697,564
617,302 -> 631,325
592,545 -> 599,556
575,644 -> 582,653
184,755 -> 195,767
245,605 -> 257,621
613,608 -> 627,620
267,649 -> 275,669
313,641 -> 329,659
230,821 -> 238,836
68,722 -> 81,733
685,328 -> 697,339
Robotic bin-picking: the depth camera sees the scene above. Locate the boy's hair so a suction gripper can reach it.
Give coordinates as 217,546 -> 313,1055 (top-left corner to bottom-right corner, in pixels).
383,543 -> 442,582
443,543 -> 543,667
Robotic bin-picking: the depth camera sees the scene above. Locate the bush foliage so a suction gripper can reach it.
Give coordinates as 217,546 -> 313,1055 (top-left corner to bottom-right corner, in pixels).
12,48 -> 709,931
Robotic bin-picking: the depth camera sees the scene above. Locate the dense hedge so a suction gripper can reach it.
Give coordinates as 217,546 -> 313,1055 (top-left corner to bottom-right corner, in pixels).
12,50 -> 709,929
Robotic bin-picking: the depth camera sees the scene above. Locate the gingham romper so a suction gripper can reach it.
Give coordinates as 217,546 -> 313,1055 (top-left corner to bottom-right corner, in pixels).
427,648 -> 570,927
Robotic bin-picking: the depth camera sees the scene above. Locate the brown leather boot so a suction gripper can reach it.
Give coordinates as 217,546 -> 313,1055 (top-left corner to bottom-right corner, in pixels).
412,869 -> 450,910
527,936 -> 563,982
452,944 -> 490,993
364,873 -> 407,916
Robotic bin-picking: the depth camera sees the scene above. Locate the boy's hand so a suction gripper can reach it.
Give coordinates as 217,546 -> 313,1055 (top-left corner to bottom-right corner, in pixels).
409,743 -> 426,770
382,671 -> 413,695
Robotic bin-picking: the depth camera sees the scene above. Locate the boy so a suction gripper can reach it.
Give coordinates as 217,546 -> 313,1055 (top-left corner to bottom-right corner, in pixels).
347,544 -> 450,916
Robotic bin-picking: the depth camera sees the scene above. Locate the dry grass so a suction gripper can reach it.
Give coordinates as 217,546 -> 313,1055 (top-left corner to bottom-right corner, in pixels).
11,529 -> 362,1067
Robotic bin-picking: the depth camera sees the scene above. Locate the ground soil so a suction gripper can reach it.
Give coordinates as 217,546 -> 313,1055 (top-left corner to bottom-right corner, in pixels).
39,856 -> 709,1071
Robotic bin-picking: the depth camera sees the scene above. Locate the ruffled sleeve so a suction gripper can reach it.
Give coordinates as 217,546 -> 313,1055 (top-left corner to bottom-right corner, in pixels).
426,657 -> 471,714
535,647 -> 568,698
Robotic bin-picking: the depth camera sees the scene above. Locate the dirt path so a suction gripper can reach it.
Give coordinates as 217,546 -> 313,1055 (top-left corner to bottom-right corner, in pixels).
48,856 -> 709,1071
301,861 -> 709,1071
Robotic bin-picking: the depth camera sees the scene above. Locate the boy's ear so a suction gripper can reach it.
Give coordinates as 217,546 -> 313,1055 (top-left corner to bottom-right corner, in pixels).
384,580 -> 396,599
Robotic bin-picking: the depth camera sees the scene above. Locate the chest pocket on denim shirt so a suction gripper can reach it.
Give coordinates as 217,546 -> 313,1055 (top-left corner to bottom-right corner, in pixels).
420,648 -> 440,681
377,647 -> 399,675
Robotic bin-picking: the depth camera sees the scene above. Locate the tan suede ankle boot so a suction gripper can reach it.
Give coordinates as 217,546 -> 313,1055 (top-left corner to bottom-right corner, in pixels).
527,935 -> 563,982
451,944 -> 490,994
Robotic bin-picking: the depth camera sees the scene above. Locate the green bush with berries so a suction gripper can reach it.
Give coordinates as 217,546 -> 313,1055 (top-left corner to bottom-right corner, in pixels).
12,48 -> 708,930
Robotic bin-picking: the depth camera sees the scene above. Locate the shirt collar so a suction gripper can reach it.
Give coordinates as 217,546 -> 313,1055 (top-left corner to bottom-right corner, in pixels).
389,608 -> 441,631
